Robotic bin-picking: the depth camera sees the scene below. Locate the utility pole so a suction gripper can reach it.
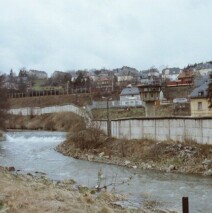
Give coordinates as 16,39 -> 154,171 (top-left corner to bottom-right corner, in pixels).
106,98 -> 111,137
103,96 -> 111,137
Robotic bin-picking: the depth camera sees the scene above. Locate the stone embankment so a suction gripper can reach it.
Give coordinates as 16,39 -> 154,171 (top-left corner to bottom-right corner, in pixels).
57,136 -> 212,177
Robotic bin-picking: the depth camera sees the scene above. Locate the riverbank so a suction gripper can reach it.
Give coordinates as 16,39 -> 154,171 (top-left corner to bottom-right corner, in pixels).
57,135 -> 212,177
0,166 -> 179,213
0,166 -> 127,213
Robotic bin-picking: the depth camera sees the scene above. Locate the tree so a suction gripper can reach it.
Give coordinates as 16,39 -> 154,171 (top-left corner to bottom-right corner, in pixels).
0,75 -> 9,130
74,72 -> 85,87
208,77 -> 212,109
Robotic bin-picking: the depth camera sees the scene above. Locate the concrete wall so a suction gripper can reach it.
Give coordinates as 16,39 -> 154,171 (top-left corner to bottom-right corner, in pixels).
9,104 -> 83,117
97,117 -> 212,145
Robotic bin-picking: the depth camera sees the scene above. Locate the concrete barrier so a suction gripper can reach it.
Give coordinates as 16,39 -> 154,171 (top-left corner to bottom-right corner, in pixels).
96,117 -> 212,145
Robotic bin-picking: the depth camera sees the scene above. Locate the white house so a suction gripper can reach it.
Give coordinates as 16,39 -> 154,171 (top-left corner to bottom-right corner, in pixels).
28,70 -> 48,79
161,67 -> 181,81
120,86 -> 143,107
195,63 -> 212,76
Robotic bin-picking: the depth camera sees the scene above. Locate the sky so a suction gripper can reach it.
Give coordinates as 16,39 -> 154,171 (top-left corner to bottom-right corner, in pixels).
0,0 -> 212,75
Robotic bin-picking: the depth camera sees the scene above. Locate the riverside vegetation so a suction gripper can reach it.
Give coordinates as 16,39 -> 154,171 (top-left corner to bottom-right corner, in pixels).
0,166 -> 136,213
56,120 -> 212,177
6,112 -> 212,176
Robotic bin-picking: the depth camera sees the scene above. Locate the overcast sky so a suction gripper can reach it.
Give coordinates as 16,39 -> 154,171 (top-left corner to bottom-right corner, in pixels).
0,0 -> 212,75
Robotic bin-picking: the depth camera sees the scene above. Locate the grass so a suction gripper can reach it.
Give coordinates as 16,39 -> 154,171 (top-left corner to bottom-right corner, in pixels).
9,93 -> 92,108
92,107 -> 145,120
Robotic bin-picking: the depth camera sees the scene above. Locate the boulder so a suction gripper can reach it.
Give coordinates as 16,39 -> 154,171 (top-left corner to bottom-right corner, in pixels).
124,160 -> 131,166
202,159 -> 212,167
167,165 -> 176,172
99,152 -> 105,158
87,154 -> 94,161
203,169 -> 212,176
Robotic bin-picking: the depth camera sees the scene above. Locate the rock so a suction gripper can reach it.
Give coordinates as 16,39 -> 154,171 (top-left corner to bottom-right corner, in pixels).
35,171 -> 46,175
167,165 -> 176,172
146,164 -> 152,169
0,131 -> 6,141
104,156 -> 110,159
202,159 -> 212,166
99,152 -> 105,158
203,169 -> 212,176
87,154 -> 94,161
132,165 -> 137,169
124,160 -> 131,166
7,166 -> 15,171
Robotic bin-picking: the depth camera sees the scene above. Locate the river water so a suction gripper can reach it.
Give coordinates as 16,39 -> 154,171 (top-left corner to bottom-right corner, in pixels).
0,131 -> 211,212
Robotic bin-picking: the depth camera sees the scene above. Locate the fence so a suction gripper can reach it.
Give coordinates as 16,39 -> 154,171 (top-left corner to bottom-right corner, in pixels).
90,100 -> 145,109
8,87 -> 89,99
96,117 -> 212,145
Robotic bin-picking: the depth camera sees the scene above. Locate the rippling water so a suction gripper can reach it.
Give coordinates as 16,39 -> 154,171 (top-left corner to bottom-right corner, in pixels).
0,131 -> 212,212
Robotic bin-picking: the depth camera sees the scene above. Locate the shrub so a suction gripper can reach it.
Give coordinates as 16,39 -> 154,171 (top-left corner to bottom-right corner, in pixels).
67,127 -> 106,150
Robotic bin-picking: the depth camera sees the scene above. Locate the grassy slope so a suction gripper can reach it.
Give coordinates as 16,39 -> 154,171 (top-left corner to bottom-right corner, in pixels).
9,94 -> 92,108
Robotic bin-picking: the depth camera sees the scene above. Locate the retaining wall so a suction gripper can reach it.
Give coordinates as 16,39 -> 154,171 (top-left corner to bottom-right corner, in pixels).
97,117 -> 212,145
9,104 -> 83,116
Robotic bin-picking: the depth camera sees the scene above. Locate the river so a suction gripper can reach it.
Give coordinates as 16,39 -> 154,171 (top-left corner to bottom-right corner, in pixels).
0,131 -> 211,212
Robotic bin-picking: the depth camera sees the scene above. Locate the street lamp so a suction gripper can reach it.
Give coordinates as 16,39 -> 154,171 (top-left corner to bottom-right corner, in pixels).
102,96 -> 112,137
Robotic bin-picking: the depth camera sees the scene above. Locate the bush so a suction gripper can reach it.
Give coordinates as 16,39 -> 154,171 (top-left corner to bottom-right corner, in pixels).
67,127 -> 106,150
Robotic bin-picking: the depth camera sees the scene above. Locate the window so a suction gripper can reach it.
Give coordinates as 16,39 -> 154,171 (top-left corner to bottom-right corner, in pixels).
198,102 -> 202,111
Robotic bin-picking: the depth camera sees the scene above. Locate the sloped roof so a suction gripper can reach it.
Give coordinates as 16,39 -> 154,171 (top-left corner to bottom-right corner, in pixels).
190,83 -> 208,98
120,87 -> 140,96
162,67 -> 181,75
178,69 -> 194,79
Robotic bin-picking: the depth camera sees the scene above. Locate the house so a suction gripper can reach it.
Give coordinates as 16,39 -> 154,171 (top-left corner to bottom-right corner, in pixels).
138,84 -> 161,102
120,86 -> 142,107
115,66 -> 138,86
52,71 -> 67,79
137,68 -> 161,102
161,67 -> 181,82
177,69 -> 194,86
190,73 -> 212,116
194,63 -> 212,76
95,76 -> 113,92
28,70 -> 48,79
138,68 -> 161,85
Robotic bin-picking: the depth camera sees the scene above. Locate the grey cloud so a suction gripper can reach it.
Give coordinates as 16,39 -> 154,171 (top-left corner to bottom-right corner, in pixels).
0,0 -> 212,75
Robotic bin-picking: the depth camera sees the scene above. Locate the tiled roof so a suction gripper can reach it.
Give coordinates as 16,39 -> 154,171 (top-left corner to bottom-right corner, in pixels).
178,70 -> 194,79
120,87 -> 140,96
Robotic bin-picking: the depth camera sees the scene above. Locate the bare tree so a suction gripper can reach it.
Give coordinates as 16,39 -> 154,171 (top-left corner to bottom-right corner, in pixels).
0,75 -> 9,129
208,83 -> 212,109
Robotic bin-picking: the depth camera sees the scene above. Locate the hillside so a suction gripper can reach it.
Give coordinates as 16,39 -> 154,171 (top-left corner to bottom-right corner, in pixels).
9,94 -> 92,108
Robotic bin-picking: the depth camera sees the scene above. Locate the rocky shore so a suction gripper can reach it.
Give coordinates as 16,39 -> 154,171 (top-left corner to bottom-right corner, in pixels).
56,137 -> 212,177
0,131 -> 5,142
